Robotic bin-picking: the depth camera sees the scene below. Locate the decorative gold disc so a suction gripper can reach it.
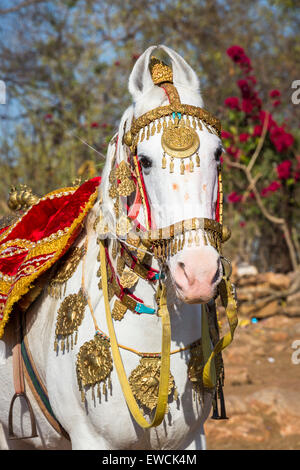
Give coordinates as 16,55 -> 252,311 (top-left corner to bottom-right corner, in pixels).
128,357 -> 176,411
76,335 -> 113,391
54,289 -> 87,351
161,125 -> 200,159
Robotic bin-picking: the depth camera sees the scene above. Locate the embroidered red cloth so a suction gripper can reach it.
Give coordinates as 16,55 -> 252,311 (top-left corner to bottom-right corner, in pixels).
0,177 -> 101,339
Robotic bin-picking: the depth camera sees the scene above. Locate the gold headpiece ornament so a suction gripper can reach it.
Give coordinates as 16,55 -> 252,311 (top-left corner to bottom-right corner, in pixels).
149,57 -> 173,85
123,57 -> 221,174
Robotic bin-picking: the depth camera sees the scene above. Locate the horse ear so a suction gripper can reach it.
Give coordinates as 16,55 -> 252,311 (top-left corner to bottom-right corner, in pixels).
128,45 -> 158,102
158,45 -> 200,92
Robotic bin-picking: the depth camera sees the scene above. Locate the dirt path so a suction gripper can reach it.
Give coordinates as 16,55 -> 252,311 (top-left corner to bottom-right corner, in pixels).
205,315 -> 300,450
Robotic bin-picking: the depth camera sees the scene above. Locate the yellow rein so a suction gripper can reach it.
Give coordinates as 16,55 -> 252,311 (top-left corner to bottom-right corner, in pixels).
99,239 -> 171,428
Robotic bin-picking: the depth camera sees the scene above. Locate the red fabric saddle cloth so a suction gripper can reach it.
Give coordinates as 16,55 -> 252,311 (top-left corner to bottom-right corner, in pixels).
0,177 -> 101,339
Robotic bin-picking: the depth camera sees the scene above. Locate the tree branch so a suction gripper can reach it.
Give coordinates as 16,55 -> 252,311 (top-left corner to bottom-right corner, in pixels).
247,110 -> 269,173
0,0 -> 46,14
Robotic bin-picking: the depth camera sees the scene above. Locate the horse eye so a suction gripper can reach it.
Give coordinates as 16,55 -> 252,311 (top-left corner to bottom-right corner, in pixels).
139,155 -> 152,169
215,147 -> 223,162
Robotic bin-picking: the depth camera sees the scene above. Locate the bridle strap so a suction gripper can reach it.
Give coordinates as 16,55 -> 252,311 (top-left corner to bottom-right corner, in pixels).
202,277 -> 238,388
100,239 -> 171,428
132,155 -> 152,230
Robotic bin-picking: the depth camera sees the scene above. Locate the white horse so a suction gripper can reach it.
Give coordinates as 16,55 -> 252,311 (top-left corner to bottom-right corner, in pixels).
0,45 -> 229,450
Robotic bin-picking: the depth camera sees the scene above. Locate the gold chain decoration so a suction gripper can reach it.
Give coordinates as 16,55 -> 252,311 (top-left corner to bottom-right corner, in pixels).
54,288 -> 87,352
48,246 -> 86,298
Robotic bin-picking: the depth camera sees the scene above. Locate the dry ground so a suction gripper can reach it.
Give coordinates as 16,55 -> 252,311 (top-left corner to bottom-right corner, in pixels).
205,314 -> 300,450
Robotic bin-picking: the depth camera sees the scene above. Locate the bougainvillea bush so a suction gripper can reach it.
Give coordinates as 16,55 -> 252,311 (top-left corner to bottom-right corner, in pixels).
222,46 -> 300,271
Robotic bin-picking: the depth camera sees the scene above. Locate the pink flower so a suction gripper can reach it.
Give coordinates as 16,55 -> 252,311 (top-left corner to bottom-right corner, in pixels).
44,113 -> 53,121
259,110 -> 275,130
228,191 -> 242,203
270,127 -> 294,153
227,45 -> 252,73
239,221 -> 246,227
224,96 -> 241,110
253,125 -> 263,137
246,76 -> 257,85
276,160 -> 292,179
242,98 -> 253,114
239,133 -> 250,142
250,92 -> 262,110
237,79 -> 252,99
114,61 -> 120,66
221,130 -> 233,140
268,181 -> 281,192
272,100 -> 281,107
90,122 -> 99,128
261,187 -> 270,197
227,46 -> 245,62
261,180 -> 281,197
226,146 -> 240,159
269,89 -> 281,98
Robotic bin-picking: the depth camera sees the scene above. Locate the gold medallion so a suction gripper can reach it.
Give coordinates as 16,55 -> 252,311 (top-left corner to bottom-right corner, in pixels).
128,357 -> 176,412
76,335 -> 113,402
54,289 -> 87,352
49,246 -> 86,298
161,124 -> 200,159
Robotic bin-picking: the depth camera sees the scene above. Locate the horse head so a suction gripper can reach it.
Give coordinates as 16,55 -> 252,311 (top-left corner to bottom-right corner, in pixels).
100,45 -> 229,306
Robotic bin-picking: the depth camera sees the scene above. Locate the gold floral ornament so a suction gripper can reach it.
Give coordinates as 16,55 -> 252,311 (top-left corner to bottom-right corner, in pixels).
76,335 -> 113,402
54,289 -> 87,352
128,356 -> 177,412
48,246 -> 86,298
